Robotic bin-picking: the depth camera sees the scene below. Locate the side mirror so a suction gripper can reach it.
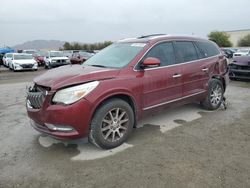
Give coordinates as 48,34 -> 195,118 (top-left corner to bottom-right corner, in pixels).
141,57 -> 160,68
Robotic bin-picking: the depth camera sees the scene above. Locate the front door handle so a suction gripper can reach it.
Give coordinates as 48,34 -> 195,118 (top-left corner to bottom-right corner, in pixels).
202,68 -> 209,72
172,74 -> 182,78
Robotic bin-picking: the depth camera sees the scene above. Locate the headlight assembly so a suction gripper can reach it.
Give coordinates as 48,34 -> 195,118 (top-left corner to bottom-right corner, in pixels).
52,81 -> 99,105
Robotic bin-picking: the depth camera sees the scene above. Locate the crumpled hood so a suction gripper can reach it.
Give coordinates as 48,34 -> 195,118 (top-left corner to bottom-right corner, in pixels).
233,56 -> 250,66
34,65 -> 120,90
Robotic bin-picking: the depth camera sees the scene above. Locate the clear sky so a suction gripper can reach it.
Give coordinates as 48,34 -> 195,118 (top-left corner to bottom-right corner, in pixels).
0,0 -> 250,46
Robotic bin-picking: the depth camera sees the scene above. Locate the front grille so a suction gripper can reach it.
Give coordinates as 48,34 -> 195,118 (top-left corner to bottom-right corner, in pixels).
229,63 -> 250,78
21,64 -> 33,68
56,60 -> 66,63
26,84 -> 50,109
229,64 -> 250,71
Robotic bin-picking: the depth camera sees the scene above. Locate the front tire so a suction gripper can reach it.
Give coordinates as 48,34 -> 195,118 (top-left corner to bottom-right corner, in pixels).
201,79 -> 224,110
89,99 -> 134,149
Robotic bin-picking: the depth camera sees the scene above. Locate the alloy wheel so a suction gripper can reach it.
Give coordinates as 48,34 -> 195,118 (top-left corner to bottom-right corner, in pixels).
101,108 -> 129,142
210,84 -> 222,106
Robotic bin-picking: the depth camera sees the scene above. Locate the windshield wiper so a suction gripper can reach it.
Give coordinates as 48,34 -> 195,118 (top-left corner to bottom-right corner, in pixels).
90,65 -> 107,68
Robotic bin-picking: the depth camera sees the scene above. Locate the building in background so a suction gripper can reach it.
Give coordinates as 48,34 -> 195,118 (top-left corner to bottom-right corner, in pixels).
225,29 -> 250,47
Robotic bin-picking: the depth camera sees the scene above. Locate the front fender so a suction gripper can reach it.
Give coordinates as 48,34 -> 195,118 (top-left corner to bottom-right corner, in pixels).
85,78 -> 143,121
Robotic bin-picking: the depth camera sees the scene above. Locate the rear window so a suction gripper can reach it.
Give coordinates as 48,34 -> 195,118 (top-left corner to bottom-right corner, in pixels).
195,41 -> 220,58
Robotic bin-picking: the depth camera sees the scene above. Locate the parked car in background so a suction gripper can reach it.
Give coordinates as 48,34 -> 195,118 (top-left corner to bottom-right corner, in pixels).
62,50 -> 73,58
23,49 -> 38,55
0,53 -> 4,66
33,51 -> 47,66
229,55 -> 250,80
8,53 -> 38,71
221,48 -> 235,58
26,34 -> 229,149
44,51 -> 70,69
2,53 -> 14,67
233,49 -> 250,58
70,51 -> 93,64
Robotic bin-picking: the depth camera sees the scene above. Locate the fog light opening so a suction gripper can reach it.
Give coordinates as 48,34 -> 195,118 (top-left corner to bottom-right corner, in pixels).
45,123 -> 75,132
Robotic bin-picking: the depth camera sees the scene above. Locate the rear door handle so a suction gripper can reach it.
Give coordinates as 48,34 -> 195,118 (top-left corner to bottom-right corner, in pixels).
202,68 -> 209,72
172,74 -> 182,78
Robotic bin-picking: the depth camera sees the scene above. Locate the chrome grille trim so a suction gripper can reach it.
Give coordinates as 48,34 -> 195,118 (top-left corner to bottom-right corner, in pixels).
26,84 -> 49,109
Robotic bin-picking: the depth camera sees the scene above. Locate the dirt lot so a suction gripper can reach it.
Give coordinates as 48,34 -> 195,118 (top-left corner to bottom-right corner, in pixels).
0,68 -> 250,188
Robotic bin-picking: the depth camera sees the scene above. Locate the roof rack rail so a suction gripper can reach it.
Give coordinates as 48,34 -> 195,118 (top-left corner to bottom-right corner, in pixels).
138,34 -> 166,39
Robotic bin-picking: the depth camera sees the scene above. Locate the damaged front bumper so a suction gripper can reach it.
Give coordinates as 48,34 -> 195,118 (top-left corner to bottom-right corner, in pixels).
228,63 -> 250,80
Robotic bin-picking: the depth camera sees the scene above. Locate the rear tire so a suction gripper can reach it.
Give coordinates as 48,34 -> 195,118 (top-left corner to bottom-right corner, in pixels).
201,79 -> 224,110
89,98 -> 134,149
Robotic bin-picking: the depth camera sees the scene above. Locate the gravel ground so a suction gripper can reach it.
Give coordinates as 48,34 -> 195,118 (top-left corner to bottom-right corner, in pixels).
0,67 -> 46,84
0,69 -> 250,188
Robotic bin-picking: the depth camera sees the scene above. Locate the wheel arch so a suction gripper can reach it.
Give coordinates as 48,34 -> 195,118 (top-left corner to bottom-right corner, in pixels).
90,93 -> 138,128
211,75 -> 226,92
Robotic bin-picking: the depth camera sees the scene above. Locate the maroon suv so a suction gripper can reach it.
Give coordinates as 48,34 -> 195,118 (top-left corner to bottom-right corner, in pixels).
26,35 -> 229,149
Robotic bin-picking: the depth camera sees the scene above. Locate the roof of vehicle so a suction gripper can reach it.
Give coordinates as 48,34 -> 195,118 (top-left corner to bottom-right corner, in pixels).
23,49 -> 37,52
49,50 -> 62,52
118,34 -> 208,44
14,53 -> 33,55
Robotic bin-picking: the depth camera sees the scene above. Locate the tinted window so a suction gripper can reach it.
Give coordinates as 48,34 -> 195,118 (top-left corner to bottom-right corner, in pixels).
144,42 -> 175,67
174,41 -> 198,62
195,41 -> 220,58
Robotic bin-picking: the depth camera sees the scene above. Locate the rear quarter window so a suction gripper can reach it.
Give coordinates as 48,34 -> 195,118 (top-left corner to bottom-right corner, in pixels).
195,41 -> 220,58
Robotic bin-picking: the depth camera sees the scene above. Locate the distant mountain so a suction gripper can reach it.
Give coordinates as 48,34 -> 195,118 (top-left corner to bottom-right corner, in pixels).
12,40 -> 65,50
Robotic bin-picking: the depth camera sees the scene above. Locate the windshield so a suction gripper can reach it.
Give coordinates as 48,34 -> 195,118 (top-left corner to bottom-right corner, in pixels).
79,51 -> 93,58
63,51 -> 72,57
238,49 -> 250,53
50,51 -> 64,57
84,43 -> 146,68
6,54 -> 13,58
14,54 -> 33,60
24,50 -> 37,55
35,51 -> 47,57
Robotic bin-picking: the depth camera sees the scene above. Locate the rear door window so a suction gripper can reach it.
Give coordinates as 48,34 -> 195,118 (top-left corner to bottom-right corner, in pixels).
144,42 -> 176,67
174,41 -> 198,63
